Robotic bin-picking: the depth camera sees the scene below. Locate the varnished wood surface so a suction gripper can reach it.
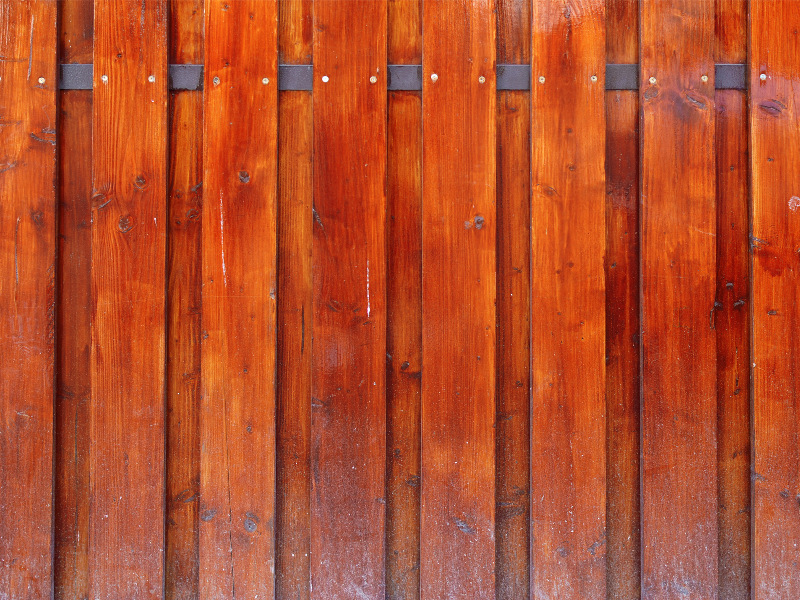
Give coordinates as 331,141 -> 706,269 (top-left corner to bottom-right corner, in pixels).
0,2 -> 58,596
311,1 -> 388,598
640,1 -> 718,598
201,0 -> 279,597
750,2 -> 800,598
421,0 -> 496,598
90,0 -> 168,596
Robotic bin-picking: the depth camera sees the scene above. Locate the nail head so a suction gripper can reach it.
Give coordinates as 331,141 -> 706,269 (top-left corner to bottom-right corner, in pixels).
590,75 -> 597,83
370,75 -> 377,84
760,73 -> 767,81
148,75 -> 155,83
101,75 -> 108,83
38,77 -> 45,84
213,76 -> 220,85
538,76 -> 545,84
649,76 -> 657,85
701,75 -> 708,83
431,73 -> 438,82
478,75 -> 486,84
322,75 -> 329,83
262,77 -> 269,85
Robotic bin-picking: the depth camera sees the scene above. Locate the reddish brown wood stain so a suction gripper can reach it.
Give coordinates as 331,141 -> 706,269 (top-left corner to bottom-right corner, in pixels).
750,2 -> 800,598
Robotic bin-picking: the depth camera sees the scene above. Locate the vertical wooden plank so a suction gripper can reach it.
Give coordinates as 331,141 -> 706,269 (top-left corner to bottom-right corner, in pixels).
421,0 -> 496,597
165,1 -> 204,598
90,0 -> 167,596
715,3 -> 749,599
56,90 -> 92,600
640,2 -> 718,598
605,2 -> 640,598
311,0 -> 387,596
495,0 -> 530,599
276,0 -> 313,597
530,2 -> 606,598
386,91 -> 422,600
55,1 -> 93,596
201,0 -> 279,597
750,2 -> 800,598
386,2 -> 422,599
0,1 -> 57,596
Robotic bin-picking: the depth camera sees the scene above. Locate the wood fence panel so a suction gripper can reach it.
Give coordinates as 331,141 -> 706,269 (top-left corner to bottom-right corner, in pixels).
640,1 -> 718,598
200,0 -> 279,597
311,1 -> 388,597
90,0 -> 168,596
750,2 -> 800,598
530,1 -> 606,598
495,0 -> 530,597
0,1 -> 57,596
605,2 -> 640,598
420,0 -> 496,597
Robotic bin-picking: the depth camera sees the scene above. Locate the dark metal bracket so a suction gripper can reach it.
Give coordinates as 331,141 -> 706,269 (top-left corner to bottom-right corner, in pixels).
59,63 -> 748,92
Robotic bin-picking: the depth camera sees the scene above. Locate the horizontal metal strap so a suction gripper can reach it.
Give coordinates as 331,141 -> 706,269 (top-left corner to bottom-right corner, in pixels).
59,63 -> 748,92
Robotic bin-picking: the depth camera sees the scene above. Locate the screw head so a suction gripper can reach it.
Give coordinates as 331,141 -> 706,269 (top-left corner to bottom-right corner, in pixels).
148,75 -> 155,83
431,73 -> 438,82
590,75 -> 598,83
38,77 -> 45,84
101,75 -> 108,83
760,73 -> 767,81
370,75 -> 377,84
538,76 -> 545,84
213,76 -> 220,85
701,74 -> 708,83
649,76 -> 657,85
262,77 -> 269,85
322,75 -> 329,83
478,75 -> 486,84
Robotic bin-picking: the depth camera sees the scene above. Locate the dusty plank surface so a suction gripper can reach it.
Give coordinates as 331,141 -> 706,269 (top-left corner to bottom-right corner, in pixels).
0,1 -> 57,596
494,0 -> 530,597
421,0 -> 496,597
55,90 -> 92,600
200,0 -> 279,597
495,89 -> 531,600
311,1 -> 387,597
386,90 -> 422,600
165,91 -> 203,600
605,2 -> 639,598
750,2 -> 800,598
530,1 -> 606,598
276,90 -> 313,600
640,1 -> 718,598
164,1 -> 203,598
386,1 -> 422,599
90,0 -> 168,596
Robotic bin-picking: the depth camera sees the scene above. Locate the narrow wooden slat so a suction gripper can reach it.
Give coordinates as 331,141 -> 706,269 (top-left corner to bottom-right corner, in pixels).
386,1 -> 422,599
276,0 -> 313,596
90,0 -> 168,595
530,2 -> 606,598
750,2 -> 800,598
386,90 -> 422,600
200,0 -> 279,597
640,2 -> 717,598
714,3 -> 749,598
0,1 -> 57,596
311,1 -> 387,596
55,90 -> 92,600
495,0 -> 530,598
605,2 -> 640,598
276,90 -> 313,600
165,92 -> 203,600
165,1 -> 204,598
421,0 -> 496,596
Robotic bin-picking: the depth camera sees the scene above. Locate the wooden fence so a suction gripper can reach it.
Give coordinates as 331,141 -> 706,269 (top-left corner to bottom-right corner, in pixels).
1,0 -> 799,598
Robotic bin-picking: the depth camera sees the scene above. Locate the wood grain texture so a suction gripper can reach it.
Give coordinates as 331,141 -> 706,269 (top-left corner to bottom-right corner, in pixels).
0,1 -> 57,596
389,0 -> 421,64
386,90 -> 422,600
640,2 -> 718,598
607,0 -> 637,63
714,89 -> 750,600
750,2 -> 800,598
605,90 -> 640,600
279,0 -> 312,64
55,90 -> 92,600
715,0 -> 746,64
170,0 -> 203,64
276,90 -> 313,600
90,0 -> 168,596
495,90 -> 530,600
421,0 -> 496,597
201,0 -> 279,597
60,0 -> 92,63
311,1 -> 387,597
530,2 -> 606,598
165,90 -> 203,600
